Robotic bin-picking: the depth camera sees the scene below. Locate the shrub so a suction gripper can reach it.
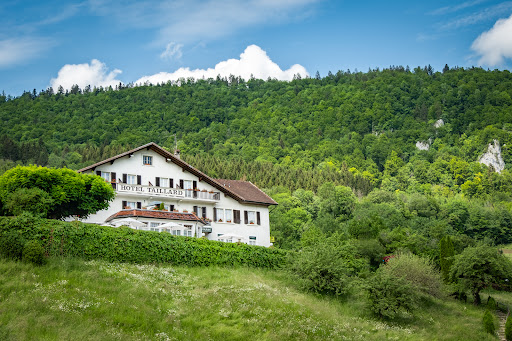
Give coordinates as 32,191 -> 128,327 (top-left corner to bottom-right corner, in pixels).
0,229 -> 25,260
482,310 -> 495,335
290,237 -> 369,296
3,187 -> 54,217
0,215 -> 286,268
384,253 -> 443,298
367,267 -> 419,319
22,240 -> 46,265
487,296 -> 497,310
505,313 -> 512,341
439,235 -> 454,282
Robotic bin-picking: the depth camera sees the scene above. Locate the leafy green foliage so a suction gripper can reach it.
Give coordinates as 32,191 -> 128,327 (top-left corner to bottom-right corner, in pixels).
0,215 -> 286,268
367,266 -> 419,319
289,235 -> 369,296
506,313 -> 512,341
4,187 -> 54,217
482,310 -> 496,335
486,296 -> 497,310
450,245 -> 512,305
0,166 -> 115,219
22,240 -> 46,265
439,235 -> 455,282
0,229 -> 25,260
384,253 -> 443,298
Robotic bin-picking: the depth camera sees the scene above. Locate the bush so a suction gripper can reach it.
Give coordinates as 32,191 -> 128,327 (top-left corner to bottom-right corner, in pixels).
487,296 -> 497,310
3,187 -> 54,217
482,310 -> 496,335
384,253 -> 443,298
367,267 -> 419,319
0,215 -> 286,268
505,313 -> 512,341
0,229 -> 25,260
290,237 -> 369,296
22,240 -> 46,265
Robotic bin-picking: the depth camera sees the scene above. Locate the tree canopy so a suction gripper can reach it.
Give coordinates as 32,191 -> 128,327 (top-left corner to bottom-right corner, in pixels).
0,166 -> 115,219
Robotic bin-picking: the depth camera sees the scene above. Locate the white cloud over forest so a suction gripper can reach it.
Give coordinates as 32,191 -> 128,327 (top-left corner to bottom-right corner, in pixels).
135,44 -> 309,85
472,14 -> 512,66
50,59 -> 122,90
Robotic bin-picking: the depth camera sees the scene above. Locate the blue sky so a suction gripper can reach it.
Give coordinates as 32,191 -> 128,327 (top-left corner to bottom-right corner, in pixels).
1,0 -> 512,96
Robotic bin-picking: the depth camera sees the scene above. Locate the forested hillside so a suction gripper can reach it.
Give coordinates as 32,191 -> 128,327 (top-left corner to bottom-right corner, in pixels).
2,66 -> 512,248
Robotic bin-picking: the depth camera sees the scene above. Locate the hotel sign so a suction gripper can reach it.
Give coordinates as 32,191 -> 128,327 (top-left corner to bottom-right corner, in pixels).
117,185 -> 185,198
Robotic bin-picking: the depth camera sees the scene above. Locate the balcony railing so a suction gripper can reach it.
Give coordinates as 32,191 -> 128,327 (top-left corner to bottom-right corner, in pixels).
115,184 -> 220,201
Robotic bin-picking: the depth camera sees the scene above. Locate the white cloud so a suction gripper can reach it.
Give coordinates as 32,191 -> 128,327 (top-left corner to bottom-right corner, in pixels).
134,44 -> 308,85
429,0 -> 487,16
0,38 -> 53,68
50,59 -> 123,90
471,14 -> 512,65
439,2 -> 512,30
160,42 -> 183,60
88,0 -> 320,47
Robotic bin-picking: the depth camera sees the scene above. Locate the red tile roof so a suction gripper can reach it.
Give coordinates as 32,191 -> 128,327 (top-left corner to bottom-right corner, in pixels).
214,179 -> 277,205
106,209 -> 205,223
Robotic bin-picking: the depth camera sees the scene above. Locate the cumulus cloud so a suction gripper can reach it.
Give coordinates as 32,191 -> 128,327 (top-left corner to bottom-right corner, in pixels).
0,38 -> 53,68
160,42 -> 183,60
472,14 -> 512,66
50,59 -> 122,90
135,44 -> 308,85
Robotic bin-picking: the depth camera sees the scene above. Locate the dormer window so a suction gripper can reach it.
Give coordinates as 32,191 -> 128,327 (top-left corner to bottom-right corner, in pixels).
143,155 -> 153,165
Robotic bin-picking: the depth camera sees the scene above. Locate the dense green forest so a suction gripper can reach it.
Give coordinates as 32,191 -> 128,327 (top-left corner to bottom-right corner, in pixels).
2,66 -> 512,249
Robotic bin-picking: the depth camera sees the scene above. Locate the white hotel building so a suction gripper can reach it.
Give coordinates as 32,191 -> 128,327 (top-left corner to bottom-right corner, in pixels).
78,143 -> 277,247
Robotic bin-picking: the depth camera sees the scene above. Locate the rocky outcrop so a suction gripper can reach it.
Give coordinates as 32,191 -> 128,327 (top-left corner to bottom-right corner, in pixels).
478,139 -> 505,173
416,138 -> 432,151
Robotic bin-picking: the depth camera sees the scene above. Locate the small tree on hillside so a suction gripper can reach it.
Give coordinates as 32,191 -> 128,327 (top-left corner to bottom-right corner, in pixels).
439,235 -> 455,282
0,165 -> 115,219
450,245 -> 512,305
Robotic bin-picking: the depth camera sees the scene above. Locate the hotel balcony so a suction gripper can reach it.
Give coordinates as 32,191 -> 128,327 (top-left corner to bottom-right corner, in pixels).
113,183 -> 221,202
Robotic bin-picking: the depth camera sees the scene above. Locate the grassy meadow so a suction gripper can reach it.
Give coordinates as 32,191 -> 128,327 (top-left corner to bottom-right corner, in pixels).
0,257 -> 500,341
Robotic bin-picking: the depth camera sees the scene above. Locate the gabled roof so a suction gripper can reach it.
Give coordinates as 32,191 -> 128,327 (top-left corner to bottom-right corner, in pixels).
78,142 -> 277,206
215,179 -> 277,205
106,209 -> 205,223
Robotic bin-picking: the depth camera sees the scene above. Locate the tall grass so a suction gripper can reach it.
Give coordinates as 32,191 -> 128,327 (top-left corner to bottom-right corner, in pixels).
0,257 -> 498,340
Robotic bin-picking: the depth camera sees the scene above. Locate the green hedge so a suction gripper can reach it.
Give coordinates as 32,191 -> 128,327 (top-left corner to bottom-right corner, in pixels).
0,215 -> 286,268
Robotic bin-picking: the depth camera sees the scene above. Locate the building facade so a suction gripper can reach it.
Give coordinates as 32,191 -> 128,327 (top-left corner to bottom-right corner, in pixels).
78,143 -> 277,247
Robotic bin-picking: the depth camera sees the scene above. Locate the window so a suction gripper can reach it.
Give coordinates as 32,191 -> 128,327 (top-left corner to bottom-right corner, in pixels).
162,228 -> 170,233
143,155 -> 153,165
184,225 -> 193,236
127,174 -> 136,185
184,180 -> 193,197
247,211 -> 256,224
160,177 -> 169,187
225,209 -> 233,223
101,172 -> 110,182
172,230 -> 181,236
126,201 -> 136,209
244,211 -> 260,225
214,208 -> 233,223
215,208 -> 225,222
193,206 -> 207,218
150,222 -> 160,228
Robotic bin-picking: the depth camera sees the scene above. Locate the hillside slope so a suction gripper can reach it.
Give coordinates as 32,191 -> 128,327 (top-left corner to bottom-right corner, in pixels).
0,258 -> 497,340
